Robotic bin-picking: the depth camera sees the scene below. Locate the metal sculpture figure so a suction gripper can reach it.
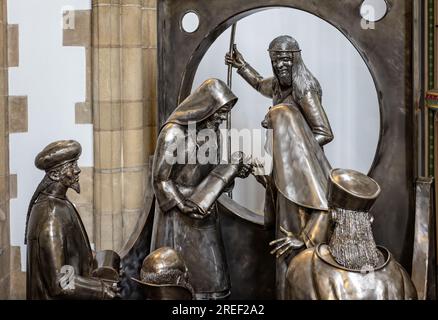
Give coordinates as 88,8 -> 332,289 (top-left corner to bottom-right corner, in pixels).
227,35 -> 333,299
25,140 -> 120,299
285,169 -> 417,300
150,78 -> 252,300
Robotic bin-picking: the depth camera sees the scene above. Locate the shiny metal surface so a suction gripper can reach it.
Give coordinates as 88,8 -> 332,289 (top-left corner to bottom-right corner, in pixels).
261,102 -> 332,298
266,104 -> 332,211
92,250 -> 121,282
132,247 -> 194,300
268,35 -> 301,53
164,78 -> 237,128
411,177 -> 434,300
26,140 -> 119,300
286,169 -> 417,300
328,168 -> 381,212
151,79 -> 251,299
228,36 -> 334,296
228,94 -> 330,299
326,169 -> 382,270
187,152 -> 245,215
226,24 -> 237,182
217,194 -> 264,226
158,0 -> 416,277
286,244 -> 417,300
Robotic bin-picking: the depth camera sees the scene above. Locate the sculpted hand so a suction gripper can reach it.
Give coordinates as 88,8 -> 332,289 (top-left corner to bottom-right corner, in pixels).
225,45 -> 246,69
237,163 -> 253,179
177,201 -> 205,220
269,226 -> 305,259
251,158 -> 269,188
236,155 -> 254,179
102,281 -> 121,299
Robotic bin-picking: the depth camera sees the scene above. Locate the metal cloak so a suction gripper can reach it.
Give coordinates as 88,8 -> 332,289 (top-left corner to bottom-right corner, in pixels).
266,104 -> 331,211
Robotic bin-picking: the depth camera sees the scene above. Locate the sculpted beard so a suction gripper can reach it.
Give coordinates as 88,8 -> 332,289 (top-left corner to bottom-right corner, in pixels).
277,69 -> 292,87
60,163 -> 81,194
328,208 -> 382,270
70,180 -> 81,194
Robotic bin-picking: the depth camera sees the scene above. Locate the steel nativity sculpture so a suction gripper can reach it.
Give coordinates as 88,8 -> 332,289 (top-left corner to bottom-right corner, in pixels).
24,27 -> 420,299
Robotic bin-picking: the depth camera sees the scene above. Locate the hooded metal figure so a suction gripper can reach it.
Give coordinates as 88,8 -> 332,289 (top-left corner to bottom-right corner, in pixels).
150,78 -> 252,300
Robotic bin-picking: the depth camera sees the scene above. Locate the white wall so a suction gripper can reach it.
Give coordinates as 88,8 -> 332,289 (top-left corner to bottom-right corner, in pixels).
8,0 -> 92,271
193,8 -> 380,214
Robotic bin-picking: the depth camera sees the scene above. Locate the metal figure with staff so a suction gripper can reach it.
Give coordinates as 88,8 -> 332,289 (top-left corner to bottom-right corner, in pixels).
226,35 -> 334,299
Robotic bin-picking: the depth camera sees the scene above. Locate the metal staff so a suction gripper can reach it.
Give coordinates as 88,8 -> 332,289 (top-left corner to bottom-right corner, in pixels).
226,23 -> 237,198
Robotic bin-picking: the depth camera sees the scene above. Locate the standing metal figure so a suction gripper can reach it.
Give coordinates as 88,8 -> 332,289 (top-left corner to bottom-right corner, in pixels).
151,78 -> 252,299
286,169 -> 417,300
26,140 -> 119,299
227,35 -> 333,299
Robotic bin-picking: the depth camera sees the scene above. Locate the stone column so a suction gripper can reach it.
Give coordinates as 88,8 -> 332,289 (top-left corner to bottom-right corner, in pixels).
120,0 -> 145,242
143,0 -> 157,161
0,0 -> 10,299
93,0 -> 123,250
92,0 -> 157,251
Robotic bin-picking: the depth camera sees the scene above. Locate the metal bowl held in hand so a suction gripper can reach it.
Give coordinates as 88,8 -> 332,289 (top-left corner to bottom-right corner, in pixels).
186,151 -> 245,215
92,250 -> 121,282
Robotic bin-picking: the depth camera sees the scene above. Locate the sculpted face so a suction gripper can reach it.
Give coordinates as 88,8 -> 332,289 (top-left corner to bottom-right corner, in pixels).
270,51 -> 294,87
204,104 -> 231,130
60,160 -> 81,194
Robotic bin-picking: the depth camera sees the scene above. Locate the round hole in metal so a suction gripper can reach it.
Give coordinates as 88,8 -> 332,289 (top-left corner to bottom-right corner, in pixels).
360,0 -> 388,22
181,11 -> 200,33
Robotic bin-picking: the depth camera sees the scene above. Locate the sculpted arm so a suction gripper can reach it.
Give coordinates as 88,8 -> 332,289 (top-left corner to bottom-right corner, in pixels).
187,155 -> 252,215
152,124 -> 188,212
237,65 -> 274,99
300,91 -> 334,146
226,45 -> 273,98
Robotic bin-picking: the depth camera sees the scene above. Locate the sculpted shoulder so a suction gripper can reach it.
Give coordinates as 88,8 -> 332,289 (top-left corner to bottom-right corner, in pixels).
159,123 -> 186,144
27,196 -> 72,240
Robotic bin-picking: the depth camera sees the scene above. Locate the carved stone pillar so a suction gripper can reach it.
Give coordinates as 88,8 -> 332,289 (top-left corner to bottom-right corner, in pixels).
92,0 -> 157,251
